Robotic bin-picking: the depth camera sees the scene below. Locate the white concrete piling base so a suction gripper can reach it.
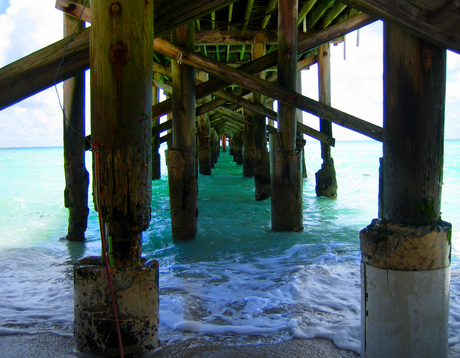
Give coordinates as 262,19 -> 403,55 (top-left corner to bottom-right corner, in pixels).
361,264 -> 450,358
360,220 -> 451,358
74,257 -> 159,357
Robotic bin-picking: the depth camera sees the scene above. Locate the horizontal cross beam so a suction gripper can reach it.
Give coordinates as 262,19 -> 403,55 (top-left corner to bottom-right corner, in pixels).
154,36 -> 382,141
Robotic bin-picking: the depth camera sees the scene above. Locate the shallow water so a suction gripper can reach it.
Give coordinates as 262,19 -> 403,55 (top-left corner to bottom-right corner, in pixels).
0,141 -> 459,353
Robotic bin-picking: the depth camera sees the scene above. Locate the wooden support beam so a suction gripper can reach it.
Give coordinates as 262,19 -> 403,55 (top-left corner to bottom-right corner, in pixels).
271,0 -> 303,232
197,54 -> 318,118
297,54 -> 318,71
152,81 -> 161,179
152,118 -> 172,136
361,24 -> 450,358
0,27 -> 90,111
261,0 -> 278,29
322,2 -> 348,28
153,34 -> 383,141
226,3 -> 233,62
195,30 -> 278,45
253,42 -> 270,199
153,79 -> 172,94
90,0 -> 154,268
318,42 -> 332,163
214,107 -> 252,126
267,125 -> 306,146
152,13 -> 376,119
169,23 -> 197,240
0,0 -> 237,111
340,0 -> 460,54
153,61 -> 171,77
243,0 -> 255,30
315,42 -> 338,199
159,132 -> 172,144
307,0 -> 335,29
62,0 -> 89,242
56,0 -> 91,22
298,0 -> 317,26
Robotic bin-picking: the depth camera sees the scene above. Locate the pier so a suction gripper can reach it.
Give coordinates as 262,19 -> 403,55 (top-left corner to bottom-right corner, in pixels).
0,0 -> 459,357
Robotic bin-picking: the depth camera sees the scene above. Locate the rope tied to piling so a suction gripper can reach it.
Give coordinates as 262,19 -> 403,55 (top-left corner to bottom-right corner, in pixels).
54,2 -> 125,356
92,141 -> 124,358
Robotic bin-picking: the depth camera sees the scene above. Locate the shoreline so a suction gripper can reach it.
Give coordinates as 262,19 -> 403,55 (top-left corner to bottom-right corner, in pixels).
0,333 -> 359,358
2,333 -> 460,357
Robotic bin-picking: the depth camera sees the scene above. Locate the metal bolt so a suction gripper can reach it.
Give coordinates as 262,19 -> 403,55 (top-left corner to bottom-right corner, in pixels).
110,2 -> 122,15
110,44 -> 128,64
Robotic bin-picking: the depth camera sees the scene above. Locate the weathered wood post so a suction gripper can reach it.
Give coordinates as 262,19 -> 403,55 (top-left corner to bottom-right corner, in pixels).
74,1 -> 158,356
168,23 -> 198,239
197,71 -> 212,175
62,1 -> 89,242
271,0 -> 303,231
243,108 -> 255,176
360,24 -> 450,358
297,71 -> 307,179
253,42 -> 271,200
315,42 -> 337,198
233,130 -> 244,164
152,77 -> 161,180
222,134 -> 227,152
198,112 -> 212,174
212,129 -> 220,166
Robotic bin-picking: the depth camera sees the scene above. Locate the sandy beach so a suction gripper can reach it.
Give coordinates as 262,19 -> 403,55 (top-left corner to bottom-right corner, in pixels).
0,334 -> 359,358
2,333 -> 460,357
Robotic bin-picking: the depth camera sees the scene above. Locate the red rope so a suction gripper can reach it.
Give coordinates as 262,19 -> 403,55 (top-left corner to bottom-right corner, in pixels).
92,142 -> 124,358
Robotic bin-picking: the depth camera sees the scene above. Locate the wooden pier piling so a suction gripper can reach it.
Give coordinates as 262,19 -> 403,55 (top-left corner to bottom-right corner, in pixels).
271,0 -> 303,232
62,2 -> 89,242
168,23 -> 198,240
253,42 -> 271,200
361,24 -> 450,358
243,107 -> 255,177
315,42 -> 337,199
74,1 -> 158,356
152,81 -> 161,180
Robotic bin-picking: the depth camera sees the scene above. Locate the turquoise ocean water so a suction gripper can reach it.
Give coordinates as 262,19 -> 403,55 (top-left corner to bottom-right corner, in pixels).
0,140 -> 460,353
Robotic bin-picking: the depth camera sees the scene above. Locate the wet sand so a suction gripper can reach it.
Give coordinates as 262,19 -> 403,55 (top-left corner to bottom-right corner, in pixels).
0,334 -> 358,358
2,333 -> 459,357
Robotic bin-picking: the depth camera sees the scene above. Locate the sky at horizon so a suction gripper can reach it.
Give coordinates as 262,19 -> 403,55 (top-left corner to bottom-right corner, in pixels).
0,0 -> 459,148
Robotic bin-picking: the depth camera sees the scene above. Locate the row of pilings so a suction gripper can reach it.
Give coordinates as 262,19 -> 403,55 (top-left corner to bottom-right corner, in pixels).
59,1 -> 452,357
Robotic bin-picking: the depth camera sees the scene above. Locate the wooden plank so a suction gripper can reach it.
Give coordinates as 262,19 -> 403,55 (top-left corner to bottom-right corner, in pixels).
340,0 -> 460,54
56,0 -> 239,38
298,121 -> 335,146
261,0 -> 278,29
298,0 -> 317,26
0,0 -> 238,111
55,0 -> 91,22
318,42 -> 332,160
153,35 -> 383,141
214,107 -> 252,126
152,13 -> 377,119
155,0 -> 238,38
277,0 -> 299,151
159,133 -> 172,144
322,2 -> 347,28
153,62 -> 171,77
62,0 -> 89,242
306,0 -> 335,29
153,79 -> 172,94
0,26 -> 90,111
195,30 -> 278,45
152,119 -> 172,136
